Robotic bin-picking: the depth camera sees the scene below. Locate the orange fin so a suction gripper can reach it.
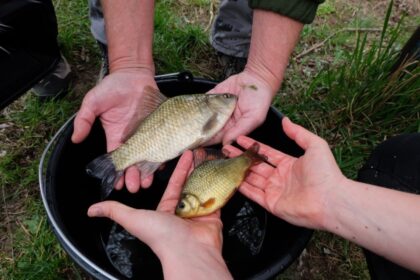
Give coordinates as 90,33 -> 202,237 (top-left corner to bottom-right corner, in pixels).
193,148 -> 225,167
121,86 -> 168,142
201,198 -> 216,208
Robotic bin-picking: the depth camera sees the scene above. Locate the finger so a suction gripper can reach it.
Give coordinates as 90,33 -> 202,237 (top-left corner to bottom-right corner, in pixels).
71,98 -> 97,144
282,117 -> 323,150
222,144 -> 243,157
248,163 -> 275,178
238,182 -> 266,207
115,176 -> 124,190
87,201 -> 154,243
236,135 -> 293,166
141,174 -> 154,189
157,151 -> 193,212
125,166 -> 140,193
244,172 -> 268,189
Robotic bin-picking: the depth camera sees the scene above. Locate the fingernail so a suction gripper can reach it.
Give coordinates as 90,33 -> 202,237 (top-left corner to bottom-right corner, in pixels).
88,206 -> 102,217
222,148 -> 230,157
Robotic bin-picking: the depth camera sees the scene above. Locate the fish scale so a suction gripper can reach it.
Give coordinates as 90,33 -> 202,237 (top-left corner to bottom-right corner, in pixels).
176,143 -> 264,218
112,96 -> 213,169
187,158 -> 250,203
86,90 -> 237,198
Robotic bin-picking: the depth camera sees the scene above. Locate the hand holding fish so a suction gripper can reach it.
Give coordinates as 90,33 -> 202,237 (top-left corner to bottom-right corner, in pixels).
206,70 -> 274,146
87,151 -> 233,280
72,70 -> 158,192
225,118 -> 420,274
223,117 -> 345,230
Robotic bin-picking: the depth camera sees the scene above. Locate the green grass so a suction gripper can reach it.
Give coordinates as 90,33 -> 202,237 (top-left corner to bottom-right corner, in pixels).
1,202 -> 84,280
154,1 -> 211,73
277,1 -> 420,178
153,0 -> 219,77
1,0 -> 419,279
0,97 -> 81,279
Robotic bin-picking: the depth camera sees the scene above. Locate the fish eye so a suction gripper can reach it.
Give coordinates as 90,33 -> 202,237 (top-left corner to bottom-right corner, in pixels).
178,202 -> 185,209
223,94 -> 230,98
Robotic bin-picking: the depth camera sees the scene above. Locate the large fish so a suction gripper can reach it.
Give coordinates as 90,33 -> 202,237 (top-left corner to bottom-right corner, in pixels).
175,143 -> 265,218
86,87 -> 237,197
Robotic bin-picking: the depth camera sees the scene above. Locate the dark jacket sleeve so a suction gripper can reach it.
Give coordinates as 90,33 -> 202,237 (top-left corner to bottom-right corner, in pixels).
248,0 -> 324,24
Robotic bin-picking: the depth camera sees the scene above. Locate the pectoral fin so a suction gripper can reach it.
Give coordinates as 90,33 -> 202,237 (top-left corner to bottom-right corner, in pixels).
202,113 -> 218,133
201,198 -> 216,209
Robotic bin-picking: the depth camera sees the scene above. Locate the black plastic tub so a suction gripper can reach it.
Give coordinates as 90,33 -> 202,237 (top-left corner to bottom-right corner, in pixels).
39,72 -> 312,279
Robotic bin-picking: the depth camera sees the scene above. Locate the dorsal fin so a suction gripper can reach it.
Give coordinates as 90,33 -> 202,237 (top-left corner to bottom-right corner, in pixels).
142,86 -> 168,117
193,148 -> 226,167
121,86 -> 168,141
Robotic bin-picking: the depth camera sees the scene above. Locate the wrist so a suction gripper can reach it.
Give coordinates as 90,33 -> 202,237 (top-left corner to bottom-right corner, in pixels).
109,59 -> 155,76
243,63 -> 281,96
320,177 -> 354,232
246,9 -> 303,93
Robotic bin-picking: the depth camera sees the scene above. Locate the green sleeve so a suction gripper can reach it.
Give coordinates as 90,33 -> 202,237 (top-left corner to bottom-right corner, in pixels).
248,0 -> 324,24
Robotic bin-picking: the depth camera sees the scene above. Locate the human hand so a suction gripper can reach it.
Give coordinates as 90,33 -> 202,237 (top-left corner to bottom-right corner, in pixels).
87,151 -> 232,279
206,70 -> 275,145
223,117 -> 346,229
71,69 -> 157,192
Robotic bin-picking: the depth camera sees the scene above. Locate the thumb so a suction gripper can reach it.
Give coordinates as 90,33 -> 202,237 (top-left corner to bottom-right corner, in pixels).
71,97 -> 97,144
88,201 -> 158,245
282,117 -> 324,150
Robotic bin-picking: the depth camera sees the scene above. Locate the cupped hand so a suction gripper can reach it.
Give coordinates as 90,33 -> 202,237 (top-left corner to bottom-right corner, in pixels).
206,70 -> 275,146
223,117 -> 346,229
87,151 -> 231,279
71,69 -> 157,192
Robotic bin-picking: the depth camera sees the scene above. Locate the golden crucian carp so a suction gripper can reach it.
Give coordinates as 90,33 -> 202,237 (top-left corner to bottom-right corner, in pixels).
86,86 -> 237,197
176,143 -> 265,218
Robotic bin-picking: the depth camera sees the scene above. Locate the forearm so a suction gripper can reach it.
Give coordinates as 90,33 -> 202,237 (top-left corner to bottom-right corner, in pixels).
245,10 -> 303,94
159,245 -> 232,280
101,0 -> 155,74
324,178 -> 420,273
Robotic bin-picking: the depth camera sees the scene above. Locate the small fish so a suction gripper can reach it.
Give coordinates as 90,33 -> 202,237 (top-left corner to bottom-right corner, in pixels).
86,87 -> 237,198
175,143 -> 265,218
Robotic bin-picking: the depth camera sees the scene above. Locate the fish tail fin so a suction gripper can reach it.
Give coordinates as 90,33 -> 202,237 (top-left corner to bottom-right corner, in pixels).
243,143 -> 267,165
86,153 -> 123,199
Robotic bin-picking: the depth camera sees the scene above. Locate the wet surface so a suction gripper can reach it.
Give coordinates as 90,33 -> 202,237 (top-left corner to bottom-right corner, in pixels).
104,224 -> 135,278
228,201 -> 266,256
